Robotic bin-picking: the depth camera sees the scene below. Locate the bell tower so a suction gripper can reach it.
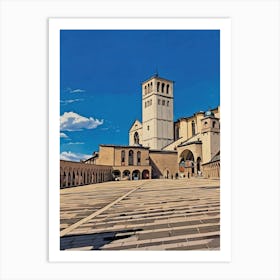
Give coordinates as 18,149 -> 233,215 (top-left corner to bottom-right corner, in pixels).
141,74 -> 174,149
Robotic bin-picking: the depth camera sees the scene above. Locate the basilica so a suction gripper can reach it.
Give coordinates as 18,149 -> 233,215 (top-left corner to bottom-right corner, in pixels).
60,74 -> 220,188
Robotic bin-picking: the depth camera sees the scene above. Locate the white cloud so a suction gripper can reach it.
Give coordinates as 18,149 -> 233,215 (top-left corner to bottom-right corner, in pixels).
60,132 -> 68,138
60,151 -> 91,162
60,112 -> 103,131
70,89 -> 85,93
65,87 -> 86,93
60,99 -> 84,105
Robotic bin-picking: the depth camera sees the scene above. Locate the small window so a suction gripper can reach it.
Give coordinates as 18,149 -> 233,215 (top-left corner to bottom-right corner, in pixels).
137,151 -> 141,166
147,125 -> 150,131
166,84 -> 170,94
212,121 -> 216,128
121,150 -> 125,164
162,83 -> 165,93
167,101 -> 169,106
158,99 -> 161,105
150,99 -> 152,105
162,100 -> 165,106
157,82 -> 160,92
204,121 -> 208,126
192,120 -> 196,136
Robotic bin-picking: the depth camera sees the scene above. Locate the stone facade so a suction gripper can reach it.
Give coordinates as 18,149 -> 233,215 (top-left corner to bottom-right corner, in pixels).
202,152 -> 220,178
90,145 -> 152,180
149,150 -> 178,179
129,75 -> 174,150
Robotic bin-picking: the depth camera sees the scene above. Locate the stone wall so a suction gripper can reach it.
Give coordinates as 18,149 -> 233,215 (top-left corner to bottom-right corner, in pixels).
202,160 -> 220,178
149,150 -> 178,179
60,160 -> 113,188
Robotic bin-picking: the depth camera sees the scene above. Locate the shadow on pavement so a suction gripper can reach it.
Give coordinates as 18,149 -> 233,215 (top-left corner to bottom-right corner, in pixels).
60,229 -> 142,250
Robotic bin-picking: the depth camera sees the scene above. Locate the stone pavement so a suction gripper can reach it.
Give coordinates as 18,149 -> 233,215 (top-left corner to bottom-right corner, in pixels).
60,178 -> 220,250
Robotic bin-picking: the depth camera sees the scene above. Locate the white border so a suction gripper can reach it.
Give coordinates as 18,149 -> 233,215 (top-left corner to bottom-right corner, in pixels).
49,18 -> 231,262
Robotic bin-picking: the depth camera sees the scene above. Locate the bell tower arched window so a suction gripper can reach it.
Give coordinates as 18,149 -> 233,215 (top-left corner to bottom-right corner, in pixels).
157,82 -> 160,92
161,83 -> 165,93
166,84 -> 169,94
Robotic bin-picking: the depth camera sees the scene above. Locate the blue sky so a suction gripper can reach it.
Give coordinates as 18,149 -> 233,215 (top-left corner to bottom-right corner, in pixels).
60,30 -> 220,161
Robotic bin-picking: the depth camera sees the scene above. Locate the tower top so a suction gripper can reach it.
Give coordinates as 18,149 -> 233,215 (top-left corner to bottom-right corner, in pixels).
142,74 -> 174,84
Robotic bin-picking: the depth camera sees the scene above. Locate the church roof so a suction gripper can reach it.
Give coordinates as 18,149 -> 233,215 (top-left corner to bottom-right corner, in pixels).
129,119 -> 142,131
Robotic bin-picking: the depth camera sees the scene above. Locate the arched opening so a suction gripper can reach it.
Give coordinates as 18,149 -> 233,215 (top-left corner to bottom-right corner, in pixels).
192,120 -> 196,136
137,151 -> 141,166
121,150 -> 125,165
128,150 -> 134,165
122,170 -> 130,180
62,171 -> 66,187
179,149 -> 195,176
161,83 -> 165,93
166,84 -> 169,94
132,170 -> 140,180
212,121 -> 216,128
72,171 -> 75,186
191,162 -> 195,175
197,157 -> 201,175
157,82 -> 160,92
112,170 -> 121,181
79,171 -> 82,185
68,172 -> 71,186
142,169 -> 149,179
134,132 -> 139,145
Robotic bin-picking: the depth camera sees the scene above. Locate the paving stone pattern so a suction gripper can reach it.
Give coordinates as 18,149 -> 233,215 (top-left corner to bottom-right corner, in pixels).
60,178 -> 220,250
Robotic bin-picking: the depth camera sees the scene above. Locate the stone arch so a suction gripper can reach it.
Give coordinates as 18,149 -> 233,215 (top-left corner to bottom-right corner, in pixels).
132,170 -> 140,180
179,149 -> 195,176
197,157 -> 202,174
112,170 -> 121,181
67,171 -> 71,187
142,169 -> 149,179
123,170 -> 130,180
72,170 -> 75,186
